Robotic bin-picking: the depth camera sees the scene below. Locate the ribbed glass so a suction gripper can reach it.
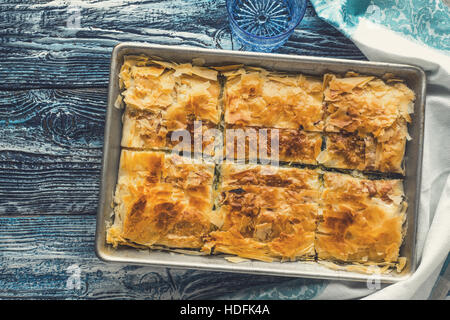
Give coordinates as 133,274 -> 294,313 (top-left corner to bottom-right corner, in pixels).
227,0 -> 307,52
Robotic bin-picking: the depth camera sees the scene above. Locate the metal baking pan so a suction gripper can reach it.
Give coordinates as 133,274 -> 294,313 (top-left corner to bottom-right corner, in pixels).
95,42 -> 426,283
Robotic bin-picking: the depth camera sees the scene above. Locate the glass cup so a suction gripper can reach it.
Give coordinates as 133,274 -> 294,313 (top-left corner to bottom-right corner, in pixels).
226,0 -> 308,52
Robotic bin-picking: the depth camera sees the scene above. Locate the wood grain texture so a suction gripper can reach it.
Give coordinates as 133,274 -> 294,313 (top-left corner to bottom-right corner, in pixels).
0,88 -> 105,215
0,215 -> 327,299
0,0 -> 366,89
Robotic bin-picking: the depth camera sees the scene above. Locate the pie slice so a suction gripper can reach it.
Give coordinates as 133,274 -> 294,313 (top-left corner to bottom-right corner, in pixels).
119,56 -> 221,155
203,163 -> 320,262
106,150 -> 215,249
322,73 -> 414,174
315,172 -> 407,264
224,126 -> 322,164
223,68 -> 324,131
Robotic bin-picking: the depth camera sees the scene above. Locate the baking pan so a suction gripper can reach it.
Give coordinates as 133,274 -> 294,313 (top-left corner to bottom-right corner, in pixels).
95,42 -> 426,283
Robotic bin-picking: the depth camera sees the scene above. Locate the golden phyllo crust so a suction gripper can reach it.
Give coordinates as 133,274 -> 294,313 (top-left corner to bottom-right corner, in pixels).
315,172 -> 406,264
223,68 -> 324,131
119,56 -> 221,154
106,150 -> 215,249
322,73 -> 415,173
224,126 -> 322,164
121,108 -> 217,156
318,123 -> 409,173
318,132 -> 366,171
109,58 -> 415,273
203,163 -> 320,262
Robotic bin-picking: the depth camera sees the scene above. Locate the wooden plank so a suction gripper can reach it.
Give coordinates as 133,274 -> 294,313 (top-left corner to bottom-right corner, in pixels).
0,88 -> 105,155
0,88 -> 105,215
0,215 -> 327,299
0,154 -> 101,215
0,1 -> 366,89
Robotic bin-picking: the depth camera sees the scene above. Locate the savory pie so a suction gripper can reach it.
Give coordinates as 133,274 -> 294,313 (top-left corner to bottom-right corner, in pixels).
203,163 -> 320,262
322,73 -> 415,173
315,172 -> 406,264
106,150 -> 215,249
119,56 -> 221,155
106,58 -> 415,273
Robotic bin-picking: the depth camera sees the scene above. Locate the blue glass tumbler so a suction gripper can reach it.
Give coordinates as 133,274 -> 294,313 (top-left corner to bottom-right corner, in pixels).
226,0 -> 308,52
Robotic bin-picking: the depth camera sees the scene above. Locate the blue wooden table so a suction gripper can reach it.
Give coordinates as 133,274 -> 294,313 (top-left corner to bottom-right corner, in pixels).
0,0 -> 366,299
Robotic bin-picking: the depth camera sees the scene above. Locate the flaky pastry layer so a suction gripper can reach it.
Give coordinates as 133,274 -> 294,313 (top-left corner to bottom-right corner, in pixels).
119,55 -> 221,125
315,172 -> 406,264
223,68 -> 324,131
109,61 -> 414,272
203,163 -> 320,262
106,150 -> 215,249
224,126 -> 322,164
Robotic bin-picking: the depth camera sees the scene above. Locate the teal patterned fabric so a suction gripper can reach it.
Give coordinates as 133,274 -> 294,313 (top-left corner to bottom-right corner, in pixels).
310,0 -> 450,54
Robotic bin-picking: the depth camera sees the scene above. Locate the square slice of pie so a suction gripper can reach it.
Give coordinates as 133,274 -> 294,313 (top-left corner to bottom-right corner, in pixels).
119,56 -> 221,155
203,163 -> 320,262
322,73 -> 414,174
223,68 -> 324,131
315,172 -> 406,264
106,150 -> 215,250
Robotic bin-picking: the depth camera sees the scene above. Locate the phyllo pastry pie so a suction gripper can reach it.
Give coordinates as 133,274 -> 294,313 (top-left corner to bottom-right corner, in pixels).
203,163 -> 320,262
322,73 -> 415,173
224,126 -> 323,164
108,57 -> 415,274
317,133 -> 367,171
119,56 -> 221,155
223,68 -> 324,131
318,128 -> 408,173
315,172 -> 406,265
121,107 -> 217,156
106,150 -> 215,249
